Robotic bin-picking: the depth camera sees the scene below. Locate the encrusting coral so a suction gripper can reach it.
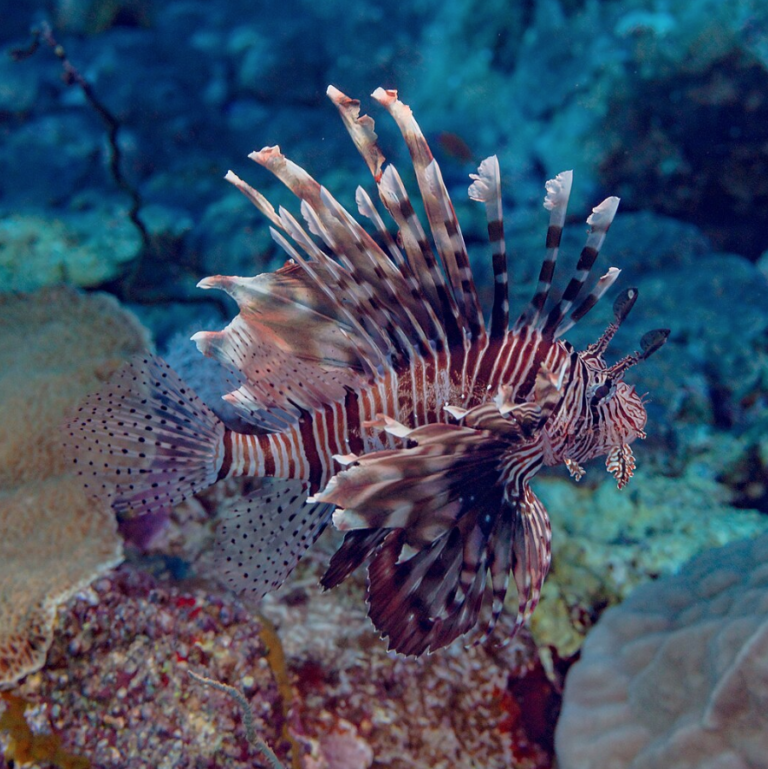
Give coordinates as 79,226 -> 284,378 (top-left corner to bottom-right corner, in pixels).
0,286 -> 148,686
0,212 -> 141,293
555,532 -> 768,769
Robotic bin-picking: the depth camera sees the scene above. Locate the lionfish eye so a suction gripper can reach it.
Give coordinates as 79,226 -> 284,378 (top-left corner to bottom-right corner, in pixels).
591,381 -> 612,405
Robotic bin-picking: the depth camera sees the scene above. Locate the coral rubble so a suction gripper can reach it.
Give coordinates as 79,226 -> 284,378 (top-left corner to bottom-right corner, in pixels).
1,563 -> 554,769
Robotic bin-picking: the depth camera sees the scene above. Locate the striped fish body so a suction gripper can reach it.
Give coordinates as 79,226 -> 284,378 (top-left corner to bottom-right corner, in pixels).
219,326 -> 569,488
66,87 -> 666,656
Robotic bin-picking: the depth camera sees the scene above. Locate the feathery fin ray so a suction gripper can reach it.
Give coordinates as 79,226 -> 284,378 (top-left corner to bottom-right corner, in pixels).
64,86 -> 662,658
469,155 -> 508,339
313,376 -> 560,654
519,170 -> 573,328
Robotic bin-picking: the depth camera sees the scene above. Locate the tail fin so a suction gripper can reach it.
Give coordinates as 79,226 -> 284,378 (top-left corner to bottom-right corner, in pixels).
63,354 -> 226,517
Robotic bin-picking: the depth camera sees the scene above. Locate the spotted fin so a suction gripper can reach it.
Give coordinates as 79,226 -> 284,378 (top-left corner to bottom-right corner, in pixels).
63,354 -> 225,517
215,479 -> 334,601
192,312 -> 357,432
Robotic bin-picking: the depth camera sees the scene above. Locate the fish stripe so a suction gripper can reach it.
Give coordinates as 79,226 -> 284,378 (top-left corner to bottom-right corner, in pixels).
67,87 -> 661,657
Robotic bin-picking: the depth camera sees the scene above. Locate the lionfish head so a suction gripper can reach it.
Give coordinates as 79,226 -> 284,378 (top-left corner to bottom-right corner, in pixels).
575,287 -> 669,460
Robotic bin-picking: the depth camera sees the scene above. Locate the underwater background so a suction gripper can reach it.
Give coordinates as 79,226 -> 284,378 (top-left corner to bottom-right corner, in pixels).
1,0 -> 768,767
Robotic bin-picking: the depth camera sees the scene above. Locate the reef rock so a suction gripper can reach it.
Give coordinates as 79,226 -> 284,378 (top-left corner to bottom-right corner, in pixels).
530,469 -> 768,656
0,211 -> 142,292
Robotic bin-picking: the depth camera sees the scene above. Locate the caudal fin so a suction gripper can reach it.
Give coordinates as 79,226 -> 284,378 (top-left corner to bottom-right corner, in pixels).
63,354 -> 226,517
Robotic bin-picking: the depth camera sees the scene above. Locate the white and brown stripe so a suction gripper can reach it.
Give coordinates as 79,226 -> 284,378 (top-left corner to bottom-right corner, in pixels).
68,86 -> 669,657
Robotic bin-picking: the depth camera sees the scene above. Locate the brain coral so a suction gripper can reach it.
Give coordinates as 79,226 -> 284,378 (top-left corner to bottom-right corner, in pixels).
0,286 -> 149,686
555,533 -> 768,769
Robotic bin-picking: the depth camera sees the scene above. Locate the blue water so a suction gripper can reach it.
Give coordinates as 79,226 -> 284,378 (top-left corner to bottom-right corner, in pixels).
1,1 -> 767,767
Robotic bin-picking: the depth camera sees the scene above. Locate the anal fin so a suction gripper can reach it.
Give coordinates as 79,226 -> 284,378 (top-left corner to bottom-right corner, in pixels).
215,478 -> 334,602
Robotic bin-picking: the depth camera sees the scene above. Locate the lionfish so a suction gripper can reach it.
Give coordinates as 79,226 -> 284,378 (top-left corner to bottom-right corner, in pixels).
66,87 -> 667,656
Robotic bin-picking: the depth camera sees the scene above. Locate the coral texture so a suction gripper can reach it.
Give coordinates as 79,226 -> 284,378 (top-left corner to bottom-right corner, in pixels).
555,533 -> 768,769
0,212 -> 141,292
0,559 -> 555,769
0,287 -> 148,685
529,470 -> 768,655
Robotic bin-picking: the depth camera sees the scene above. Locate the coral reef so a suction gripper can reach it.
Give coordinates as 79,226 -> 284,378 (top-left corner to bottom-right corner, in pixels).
1,567 -> 277,769
53,0 -> 153,34
0,477 -> 122,688
2,0 -> 767,762
626,253 -> 768,427
5,0 -> 767,288
1,563 -> 555,769
257,550 -> 556,769
0,691 -> 89,769
555,532 -> 768,769
0,286 -> 148,686
0,212 -> 141,292
529,469 -> 768,655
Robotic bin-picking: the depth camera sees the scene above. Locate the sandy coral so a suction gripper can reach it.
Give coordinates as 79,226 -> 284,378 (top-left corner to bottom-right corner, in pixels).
0,286 -> 148,686
0,477 -> 123,688
555,533 -> 768,769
